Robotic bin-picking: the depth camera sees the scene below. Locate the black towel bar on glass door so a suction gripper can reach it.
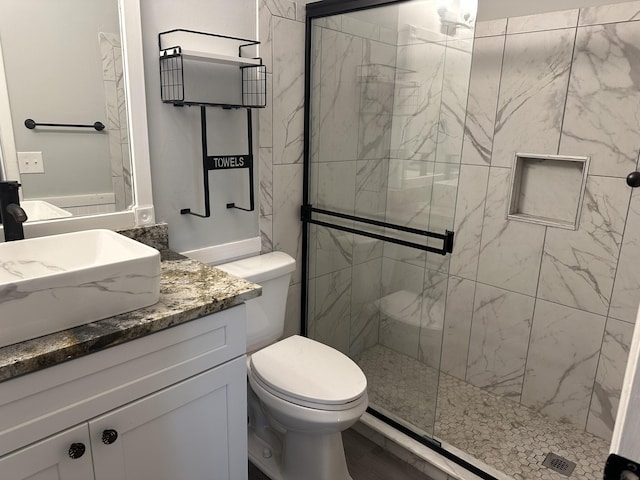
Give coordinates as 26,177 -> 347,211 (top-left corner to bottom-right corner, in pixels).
24,118 -> 105,131
301,205 -> 455,256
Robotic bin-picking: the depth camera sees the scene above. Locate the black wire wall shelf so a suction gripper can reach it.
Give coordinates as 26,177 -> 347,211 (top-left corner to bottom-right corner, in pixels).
158,29 -> 266,109
158,29 -> 263,217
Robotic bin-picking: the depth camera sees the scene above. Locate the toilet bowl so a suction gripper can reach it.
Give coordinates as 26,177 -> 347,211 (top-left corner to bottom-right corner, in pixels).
216,252 -> 368,480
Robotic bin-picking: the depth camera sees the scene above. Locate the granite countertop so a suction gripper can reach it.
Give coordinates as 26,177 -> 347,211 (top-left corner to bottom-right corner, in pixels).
0,249 -> 261,383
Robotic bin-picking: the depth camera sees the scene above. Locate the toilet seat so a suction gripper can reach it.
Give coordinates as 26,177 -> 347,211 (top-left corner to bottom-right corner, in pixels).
249,335 -> 367,411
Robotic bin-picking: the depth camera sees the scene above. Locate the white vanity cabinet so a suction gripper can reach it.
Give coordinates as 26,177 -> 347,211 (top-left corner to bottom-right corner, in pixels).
0,424 -> 94,480
0,306 -> 248,480
90,357 -> 246,480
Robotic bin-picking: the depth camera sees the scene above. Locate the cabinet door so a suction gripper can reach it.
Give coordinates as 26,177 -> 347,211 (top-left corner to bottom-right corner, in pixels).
0,424 -> 94,480
90,355 -> 247,480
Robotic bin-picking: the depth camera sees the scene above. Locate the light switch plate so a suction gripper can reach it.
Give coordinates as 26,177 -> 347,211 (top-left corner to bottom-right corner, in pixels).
17,151 -> 45,174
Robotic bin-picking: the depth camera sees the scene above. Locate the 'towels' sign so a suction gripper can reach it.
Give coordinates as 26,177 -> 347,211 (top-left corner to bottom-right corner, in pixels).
206,155 -> 253,170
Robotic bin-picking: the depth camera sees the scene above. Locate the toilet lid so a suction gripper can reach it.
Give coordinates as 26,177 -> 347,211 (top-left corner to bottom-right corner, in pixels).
249,335 -> 367,407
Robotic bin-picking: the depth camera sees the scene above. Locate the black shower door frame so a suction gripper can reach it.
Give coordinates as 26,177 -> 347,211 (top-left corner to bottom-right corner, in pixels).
300,1 -> 496,479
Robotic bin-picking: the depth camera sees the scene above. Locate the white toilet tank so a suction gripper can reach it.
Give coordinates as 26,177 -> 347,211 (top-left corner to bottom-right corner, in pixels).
215,251 -> 296,352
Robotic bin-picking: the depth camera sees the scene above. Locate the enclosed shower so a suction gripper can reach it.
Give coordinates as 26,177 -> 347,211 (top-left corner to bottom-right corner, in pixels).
301,0 -> 640,479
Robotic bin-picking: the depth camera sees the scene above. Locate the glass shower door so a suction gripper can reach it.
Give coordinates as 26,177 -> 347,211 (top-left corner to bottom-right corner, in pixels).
303,0 -> 475,439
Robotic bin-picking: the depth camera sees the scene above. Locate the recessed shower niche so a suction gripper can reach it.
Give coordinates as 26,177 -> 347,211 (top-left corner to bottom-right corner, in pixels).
507,153 -> 590,230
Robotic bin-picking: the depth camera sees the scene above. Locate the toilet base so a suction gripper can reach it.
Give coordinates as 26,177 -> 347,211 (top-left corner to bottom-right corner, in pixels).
248,425 -> 353,480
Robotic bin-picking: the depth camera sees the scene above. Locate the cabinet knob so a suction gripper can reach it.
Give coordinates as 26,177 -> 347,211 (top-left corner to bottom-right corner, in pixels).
102,429 -> 118,445
68,443 -> 86,459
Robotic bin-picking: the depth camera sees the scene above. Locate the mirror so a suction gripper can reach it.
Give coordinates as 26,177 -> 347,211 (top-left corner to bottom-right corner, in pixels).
0,0 -> 153,231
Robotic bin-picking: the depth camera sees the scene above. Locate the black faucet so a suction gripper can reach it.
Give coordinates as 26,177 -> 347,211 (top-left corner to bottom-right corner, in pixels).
0,181 -> 28,241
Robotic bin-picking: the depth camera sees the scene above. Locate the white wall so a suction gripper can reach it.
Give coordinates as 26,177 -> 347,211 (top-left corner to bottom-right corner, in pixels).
140,0 -> 259,252
477,0 -> 630,20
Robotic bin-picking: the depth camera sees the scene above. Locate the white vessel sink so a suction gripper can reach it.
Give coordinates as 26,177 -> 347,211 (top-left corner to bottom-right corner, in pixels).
0,229 -> 161,348
21,200 -> 72,221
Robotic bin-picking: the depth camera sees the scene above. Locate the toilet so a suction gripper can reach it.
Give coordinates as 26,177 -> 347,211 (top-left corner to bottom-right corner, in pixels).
216,252 -> 368,480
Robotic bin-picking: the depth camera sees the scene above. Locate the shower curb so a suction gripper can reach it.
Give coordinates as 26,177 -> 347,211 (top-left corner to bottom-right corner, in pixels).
354,413 -> 512,480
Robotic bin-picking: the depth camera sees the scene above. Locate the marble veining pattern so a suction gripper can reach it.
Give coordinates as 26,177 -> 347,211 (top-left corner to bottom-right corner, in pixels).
263,0 -> 296,21
579,0 -> 640,26
0,250 -> 260,382
302,5 -> 640,480
258,1 -> 274,74
425,163 -> 458,273
100,32 -> 130,211
312,268 -> 352,355
461,35 -> 505,166
258,71 -> 273,149
390,42 -> 445,160
338,15 -> 374,41
449,164 -> 489,280
560,21 -> 640,178
466,283 -> 535,398
379,258 -> 425,359
273,163 -> 303,284
0,259 -> 64,282
318,28 -> 363,163
586,317 -> 635,440
259,147 -> 273,216
350,259 -> 382,358
272,17 -> 305,164
259,215 -> 274,254
477,167 -> 546,296
538,176 -> 629,316
314,226 -> 353,278
506,9 -> 579,34
491,28 -> 575,168
418,269 -> 448,369
440,276 -> 475,380
474,19 -> 507,38
436,38 -> 473,165
521,300 -> 606,428
316,160 -> 357,213
609,188 -> 640,323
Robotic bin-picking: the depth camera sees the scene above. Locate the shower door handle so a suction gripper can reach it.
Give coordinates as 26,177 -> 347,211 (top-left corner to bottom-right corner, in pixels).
301,204 -> 455,256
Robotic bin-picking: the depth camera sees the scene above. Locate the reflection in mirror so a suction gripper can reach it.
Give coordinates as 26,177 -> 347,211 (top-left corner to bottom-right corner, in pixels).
0,0 -> 133,221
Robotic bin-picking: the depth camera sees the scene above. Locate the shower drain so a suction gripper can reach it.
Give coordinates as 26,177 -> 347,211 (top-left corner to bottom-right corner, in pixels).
542,452 -> 576,476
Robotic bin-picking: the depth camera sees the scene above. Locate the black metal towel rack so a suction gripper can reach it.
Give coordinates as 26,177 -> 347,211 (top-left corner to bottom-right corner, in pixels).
158,28 -> 264,217
24,118 -> 105,131
301,205 -> 455,256
180,106 -> 255,218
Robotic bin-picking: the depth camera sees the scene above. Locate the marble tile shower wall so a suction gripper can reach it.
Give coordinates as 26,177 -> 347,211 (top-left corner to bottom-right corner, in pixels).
260,0 -> 639,445
307,12 -> 399,355
445,1 -> 640,442
258,0 -> 395,342
300,4 -> 473,365
100,32 -> 132,211
258,0 -> 309,338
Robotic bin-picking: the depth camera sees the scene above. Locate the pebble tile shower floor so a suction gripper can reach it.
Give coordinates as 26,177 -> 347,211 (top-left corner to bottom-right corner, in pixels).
356,344 -> 609,480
